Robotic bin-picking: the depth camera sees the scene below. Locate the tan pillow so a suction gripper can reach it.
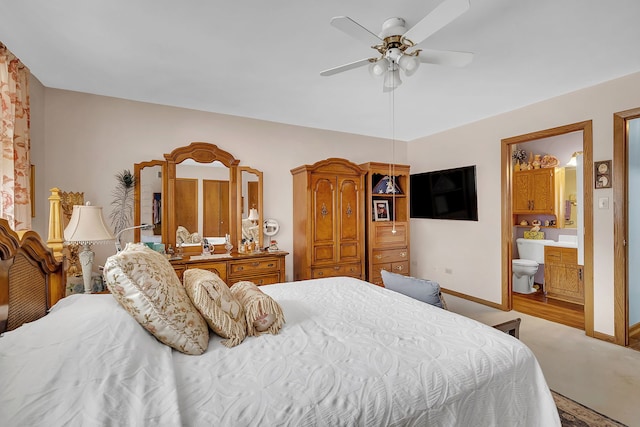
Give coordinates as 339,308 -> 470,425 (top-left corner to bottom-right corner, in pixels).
183,269 -> 247,348
230,281 -> 285,336
104,243 -> 209,355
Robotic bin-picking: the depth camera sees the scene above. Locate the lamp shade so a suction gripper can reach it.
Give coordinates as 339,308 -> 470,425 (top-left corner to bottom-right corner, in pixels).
248,208 -> 259,221
64,204 -> 115,244
383,69 -> 402,90
369,58 -> 389,77
398,54 -> 420,76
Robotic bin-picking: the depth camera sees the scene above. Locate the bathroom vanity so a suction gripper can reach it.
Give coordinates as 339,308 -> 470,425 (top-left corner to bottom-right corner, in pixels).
544,241 -> 583,305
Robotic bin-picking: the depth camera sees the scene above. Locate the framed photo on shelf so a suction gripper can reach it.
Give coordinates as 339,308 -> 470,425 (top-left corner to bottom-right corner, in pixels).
374,200 -> 390,221
594,160 -> 612,189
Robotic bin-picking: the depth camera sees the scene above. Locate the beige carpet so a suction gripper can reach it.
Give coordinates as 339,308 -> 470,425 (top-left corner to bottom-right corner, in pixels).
553,391 -> 627,427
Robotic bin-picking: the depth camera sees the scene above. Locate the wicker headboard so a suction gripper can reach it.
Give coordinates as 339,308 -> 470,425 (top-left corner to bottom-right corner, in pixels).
0,218 -> 64,334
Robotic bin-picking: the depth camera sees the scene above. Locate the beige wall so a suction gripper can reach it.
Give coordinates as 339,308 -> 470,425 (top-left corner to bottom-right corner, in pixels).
408,70 -> 640,336
30,70 -> 640,336
29,75 -> 47,235
31,88 -> 407,281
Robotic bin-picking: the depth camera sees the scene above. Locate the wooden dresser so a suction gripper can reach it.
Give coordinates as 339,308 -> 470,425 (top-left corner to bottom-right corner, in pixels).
291,158 -> 366,281
170,251 -> 287,286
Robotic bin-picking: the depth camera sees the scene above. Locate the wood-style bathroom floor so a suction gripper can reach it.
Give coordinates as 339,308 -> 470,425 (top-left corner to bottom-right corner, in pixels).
512,290 -> 584,330
629,336 -> 640,351
513,292 -> 640,352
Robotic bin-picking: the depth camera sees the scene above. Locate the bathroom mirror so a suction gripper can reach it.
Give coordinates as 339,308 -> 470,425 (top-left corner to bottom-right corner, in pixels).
238,166 -> 263,248
165,142 -> 240,253
134,160 -> 167,244
563,167 -> 577,228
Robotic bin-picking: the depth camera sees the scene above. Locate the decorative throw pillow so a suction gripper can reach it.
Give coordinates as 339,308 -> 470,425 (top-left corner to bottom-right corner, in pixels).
230,281 -> 285,336
183,269 -> 247,348
381,270 -> 447,309
103,243 -> 209,355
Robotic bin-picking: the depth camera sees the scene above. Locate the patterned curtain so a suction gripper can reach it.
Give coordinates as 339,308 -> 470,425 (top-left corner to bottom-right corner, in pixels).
0,42 -> 31,230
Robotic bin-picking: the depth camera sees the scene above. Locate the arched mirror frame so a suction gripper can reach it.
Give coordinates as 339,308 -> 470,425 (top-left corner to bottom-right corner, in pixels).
134,160 -> 167,243
165,142 -> 240,253
237,166 -> 264,249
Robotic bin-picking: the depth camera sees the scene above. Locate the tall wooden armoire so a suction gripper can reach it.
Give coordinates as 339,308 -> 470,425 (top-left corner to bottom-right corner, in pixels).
291,158 -> 366,281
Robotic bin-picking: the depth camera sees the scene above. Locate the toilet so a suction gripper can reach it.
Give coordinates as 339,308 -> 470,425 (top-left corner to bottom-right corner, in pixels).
512,238 -> 553,294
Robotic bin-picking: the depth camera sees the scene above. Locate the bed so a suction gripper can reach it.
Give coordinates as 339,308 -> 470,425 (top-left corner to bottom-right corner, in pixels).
0,221 -> 560,426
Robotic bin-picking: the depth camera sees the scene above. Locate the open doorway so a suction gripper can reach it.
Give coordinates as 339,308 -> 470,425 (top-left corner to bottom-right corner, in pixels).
613,107 -> 640,349
502,121 -> 593,336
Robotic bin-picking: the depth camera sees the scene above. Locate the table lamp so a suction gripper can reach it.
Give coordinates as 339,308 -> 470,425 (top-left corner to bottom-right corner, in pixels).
248,208 -> 259,225
64,203 -> 115,293
114,223 -> 153,252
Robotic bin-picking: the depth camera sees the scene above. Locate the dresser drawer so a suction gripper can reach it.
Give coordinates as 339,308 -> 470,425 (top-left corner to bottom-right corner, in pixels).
311,265 -> 341,279
229,272 -> 281,287
390,261 -> 409,274
229,257 -> 280,276
372,247 -> 408,264
372,223 -> 407,247
371,262 -> 409,285
312,263 -> 362,279
341,263 -> 362,278
186,262 -> 227,282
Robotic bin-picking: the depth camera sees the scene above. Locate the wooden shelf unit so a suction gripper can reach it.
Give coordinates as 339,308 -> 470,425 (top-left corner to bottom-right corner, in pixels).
360,162 -> 410,286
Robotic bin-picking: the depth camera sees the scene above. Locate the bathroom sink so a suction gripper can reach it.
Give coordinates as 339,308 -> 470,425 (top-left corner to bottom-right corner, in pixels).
544,235 -> 578,248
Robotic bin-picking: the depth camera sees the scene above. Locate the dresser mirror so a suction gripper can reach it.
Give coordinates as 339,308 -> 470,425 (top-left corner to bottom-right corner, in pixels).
134,160 -> 166,244
133,142 -> 264,254
176,159 -> 230,244
165,142 -> 240,254
238,166 -> 263,249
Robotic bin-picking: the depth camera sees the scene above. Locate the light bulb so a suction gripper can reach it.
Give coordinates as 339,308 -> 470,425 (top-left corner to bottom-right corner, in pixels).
398,54 -> 420,76
383,69 -> 402,90
369,58 -> 389,78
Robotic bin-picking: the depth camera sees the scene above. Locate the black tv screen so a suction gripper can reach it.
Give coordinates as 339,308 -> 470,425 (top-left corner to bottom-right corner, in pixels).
410,165 -> 478,221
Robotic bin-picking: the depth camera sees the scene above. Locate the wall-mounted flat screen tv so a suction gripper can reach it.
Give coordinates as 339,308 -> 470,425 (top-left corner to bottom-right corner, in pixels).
410,165 -> 478,221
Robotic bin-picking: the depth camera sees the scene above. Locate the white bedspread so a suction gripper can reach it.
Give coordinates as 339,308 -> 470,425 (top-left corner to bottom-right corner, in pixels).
0,277 -> 560,426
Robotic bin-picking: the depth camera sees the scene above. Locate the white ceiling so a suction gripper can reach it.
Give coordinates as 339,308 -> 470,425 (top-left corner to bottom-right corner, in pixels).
2,0 -> 640,141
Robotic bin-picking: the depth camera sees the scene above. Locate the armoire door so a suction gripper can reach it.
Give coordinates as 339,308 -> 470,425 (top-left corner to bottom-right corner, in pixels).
311,174 -> 336,265
337,175 -> 362,264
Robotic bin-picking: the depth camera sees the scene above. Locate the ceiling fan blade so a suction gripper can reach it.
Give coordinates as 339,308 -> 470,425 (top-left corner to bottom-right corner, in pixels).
330,16 -> 382,46
402,0 -> 470,46
320,58 -> 372,76
417,49 -> 473,67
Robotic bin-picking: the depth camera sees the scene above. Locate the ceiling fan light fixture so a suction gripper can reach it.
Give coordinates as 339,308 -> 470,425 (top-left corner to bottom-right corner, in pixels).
320,0 -> 474,91
383,68 -> 402,90
369,58 -> 389,77
398,54 -> 420,76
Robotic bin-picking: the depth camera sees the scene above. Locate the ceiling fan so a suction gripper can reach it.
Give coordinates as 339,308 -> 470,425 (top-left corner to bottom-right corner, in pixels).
320,0 -> 474,91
